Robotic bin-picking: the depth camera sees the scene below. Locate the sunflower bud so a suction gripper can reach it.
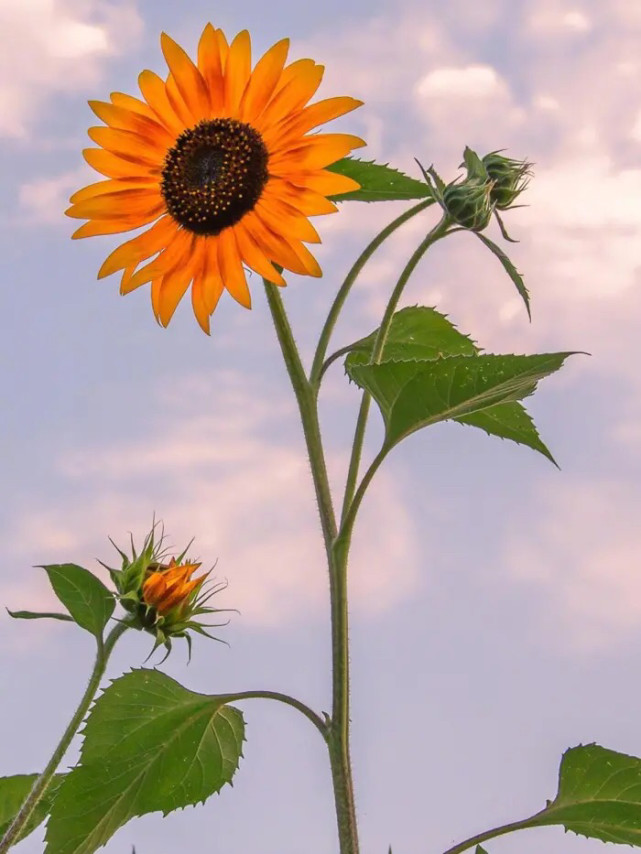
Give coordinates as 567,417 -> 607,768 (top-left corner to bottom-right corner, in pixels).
481,150 -> 532,210
443,178 -> 494,231
103,524 -> 228,657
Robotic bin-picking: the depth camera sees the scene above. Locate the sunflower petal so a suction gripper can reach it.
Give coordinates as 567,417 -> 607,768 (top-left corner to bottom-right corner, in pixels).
264,177 -> 338,216
287,169 -> 361,196
66,188 -> 164,220
70,177 -> 158,205
161,32 -> 210,118
87,126 -> 165,166
98,216 -> 178,279
88,100 -> 173,147
257,62 -> 325,131
126,227 -> 193,289
138,69 -> 185,135
83,148 -> 156,180
265,96 -> 363,148
243,210 -> 319,277
269,133 -> 366,172
224,30 -> 252,115
217,228 -> 251,307
255,195 -> 321,243
234,221 -> 285,285
153,245 -> 198,327
240,38 -> 289,121
110,91 -> 158,120
197,23 -> 224,114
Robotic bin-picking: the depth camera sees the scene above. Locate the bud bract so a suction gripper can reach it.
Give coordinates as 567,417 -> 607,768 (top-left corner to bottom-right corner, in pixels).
443,178 -> 494,231
482,150 -> 532,210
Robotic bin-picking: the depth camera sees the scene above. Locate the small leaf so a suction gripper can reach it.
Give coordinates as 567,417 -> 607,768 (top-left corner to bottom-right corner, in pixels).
456,401 -> 558,465
41,564 -> 114,639
0,774 -> 65,844
45,669 -> 245,854
347,352 -> 575,448
475,847 -> 489,854
529,744 -> 641,846
474,232 -> 531,318
461,146 -> 488,182
328,158 -> 433,202
7,609 -> 74,622
345,306 -> 478,368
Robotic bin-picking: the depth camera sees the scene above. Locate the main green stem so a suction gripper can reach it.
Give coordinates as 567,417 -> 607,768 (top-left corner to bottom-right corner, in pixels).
264,282 -> 359,854
0,621 -> 128,854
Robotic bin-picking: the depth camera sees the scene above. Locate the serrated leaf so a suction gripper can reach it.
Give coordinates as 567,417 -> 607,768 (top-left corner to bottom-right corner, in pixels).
0,774 -> 65,844
7,609 -> 74,622
327,158 -> 433,202
529,744 -> 641,846
455,401 -> 557,465
42,564 -> 114,639
474,232 -> 531,318
45,669 -> 245,854
345,306 -> 478,369
347,352 -> 574,448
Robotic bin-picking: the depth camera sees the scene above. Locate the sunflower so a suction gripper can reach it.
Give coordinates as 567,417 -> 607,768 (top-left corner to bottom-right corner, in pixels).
67,25 -> 365,333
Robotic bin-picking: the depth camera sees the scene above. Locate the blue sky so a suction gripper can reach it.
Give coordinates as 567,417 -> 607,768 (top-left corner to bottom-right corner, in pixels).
3,0 -> 641,852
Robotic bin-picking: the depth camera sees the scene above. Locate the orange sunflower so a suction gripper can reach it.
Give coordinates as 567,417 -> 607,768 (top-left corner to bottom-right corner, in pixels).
67,25 -> 365,333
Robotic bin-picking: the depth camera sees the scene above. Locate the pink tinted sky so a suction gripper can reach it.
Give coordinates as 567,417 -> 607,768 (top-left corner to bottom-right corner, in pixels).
2,1 -> 641,853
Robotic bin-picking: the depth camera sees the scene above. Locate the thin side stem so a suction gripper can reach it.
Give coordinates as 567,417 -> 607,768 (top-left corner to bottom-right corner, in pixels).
309,198 -> 434,391
264,282 -> 359,854
0,621 -> 128,854
340,216 -> 451,524
215,690 -> 327,738
439,812 -> 543,854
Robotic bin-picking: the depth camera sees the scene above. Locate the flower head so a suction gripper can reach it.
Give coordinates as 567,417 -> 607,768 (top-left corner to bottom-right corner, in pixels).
67,25 -> 365,332
442,177 -> 494,231
104,524 -> 228,657
481,150 -> 532,210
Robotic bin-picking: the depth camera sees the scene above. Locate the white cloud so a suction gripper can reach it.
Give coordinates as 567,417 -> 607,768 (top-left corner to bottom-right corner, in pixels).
504,478 -> 641,650
18,167 -> 87,223
416,65 -> 506,99
1,373 -> 419,630
0,0 -> 143,137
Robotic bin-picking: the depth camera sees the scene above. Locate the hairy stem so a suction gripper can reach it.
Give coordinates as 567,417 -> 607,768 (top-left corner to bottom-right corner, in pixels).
264,282 -> 359,854
439,812 -> 543,854
309,198 -> 434,391
0,622 -> 128,853
341,215 -> 451,524
215,690 -> 327,738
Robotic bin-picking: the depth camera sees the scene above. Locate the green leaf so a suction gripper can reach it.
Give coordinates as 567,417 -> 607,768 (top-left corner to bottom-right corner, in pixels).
455,401 -> 557,465
475,847 -> 489,854
45,669 -> 245,854
0,774 -> 65,844
41,564 -> 114,639
474,232 -> 531,319
6,609 -> 74,622
529,744 -> 641,845
345,306 -> 479,368
347,352 -> 574,448
327,158 -> 433,202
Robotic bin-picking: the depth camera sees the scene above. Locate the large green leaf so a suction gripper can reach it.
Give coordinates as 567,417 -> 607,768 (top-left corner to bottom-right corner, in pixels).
41,564 -> 114,639
455,401 -> 557,465
530,744 -> 641,845
0,774 -> 65,844
328,158 -> 434,202
345,306 -> 478,367
45,669 -> 245,854
347,352 -> 574,447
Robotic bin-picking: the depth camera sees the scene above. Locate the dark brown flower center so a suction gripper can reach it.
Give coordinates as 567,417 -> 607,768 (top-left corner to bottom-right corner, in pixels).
161,118 -> 269,236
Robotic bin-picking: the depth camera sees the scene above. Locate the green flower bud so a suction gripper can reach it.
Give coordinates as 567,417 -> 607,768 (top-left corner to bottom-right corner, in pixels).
482,151 -> 532,210
443,178 -> 494,231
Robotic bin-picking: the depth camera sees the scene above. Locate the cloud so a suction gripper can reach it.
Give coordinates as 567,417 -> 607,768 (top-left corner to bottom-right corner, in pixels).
18,167 -> 88,223
0,0 -> 143,138
1,372 -> 419,630
504,477 -> 641,651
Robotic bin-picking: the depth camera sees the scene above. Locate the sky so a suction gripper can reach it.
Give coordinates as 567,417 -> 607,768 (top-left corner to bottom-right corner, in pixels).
2,0 -> 641,852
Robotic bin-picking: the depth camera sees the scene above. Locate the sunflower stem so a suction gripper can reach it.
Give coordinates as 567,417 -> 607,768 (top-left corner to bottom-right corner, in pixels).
309,198 -> 434,392
0,621 -> 128,854
340,215 -> 451,525
214,690 -> 327,738
264,282 -> 360,854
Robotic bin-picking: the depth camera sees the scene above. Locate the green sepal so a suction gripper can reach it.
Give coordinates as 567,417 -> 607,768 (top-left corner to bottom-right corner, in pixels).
327,158 -> 434,202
